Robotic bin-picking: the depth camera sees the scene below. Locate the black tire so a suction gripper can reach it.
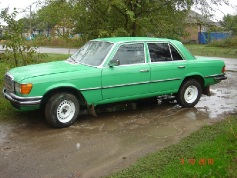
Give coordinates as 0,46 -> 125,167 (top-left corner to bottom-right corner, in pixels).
177,79 -> 202,107
45,92 -> 80,128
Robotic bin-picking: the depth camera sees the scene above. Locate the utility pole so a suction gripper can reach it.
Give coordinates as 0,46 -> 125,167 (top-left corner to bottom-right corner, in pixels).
29,5 -> 32,39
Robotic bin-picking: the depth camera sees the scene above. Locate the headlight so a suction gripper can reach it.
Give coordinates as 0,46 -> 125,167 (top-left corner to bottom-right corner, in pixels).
15,82 -> 33,95
14,82 -> 21,93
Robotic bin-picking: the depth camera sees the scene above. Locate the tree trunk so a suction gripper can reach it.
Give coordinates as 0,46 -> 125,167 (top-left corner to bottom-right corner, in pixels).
131,20 -> 137,36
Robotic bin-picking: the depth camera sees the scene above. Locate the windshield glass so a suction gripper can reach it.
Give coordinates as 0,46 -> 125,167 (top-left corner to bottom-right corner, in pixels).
70,41 -> 113,66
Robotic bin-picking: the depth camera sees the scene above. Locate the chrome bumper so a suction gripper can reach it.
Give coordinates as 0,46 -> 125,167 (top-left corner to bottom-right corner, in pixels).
2,88 -> 42,107
214,74 -> 227,81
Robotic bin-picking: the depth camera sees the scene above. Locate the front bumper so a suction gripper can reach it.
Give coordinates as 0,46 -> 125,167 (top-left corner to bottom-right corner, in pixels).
2,88 -> 42,109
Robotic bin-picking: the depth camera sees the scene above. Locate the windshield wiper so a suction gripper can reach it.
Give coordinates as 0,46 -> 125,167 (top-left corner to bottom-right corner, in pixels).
68,56 -> 77,63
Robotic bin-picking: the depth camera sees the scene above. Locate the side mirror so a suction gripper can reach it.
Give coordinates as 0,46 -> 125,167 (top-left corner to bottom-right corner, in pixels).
108,59 -> 120,67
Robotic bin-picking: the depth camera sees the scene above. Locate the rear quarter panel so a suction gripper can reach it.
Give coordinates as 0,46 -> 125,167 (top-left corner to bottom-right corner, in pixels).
186,57 -> 225,86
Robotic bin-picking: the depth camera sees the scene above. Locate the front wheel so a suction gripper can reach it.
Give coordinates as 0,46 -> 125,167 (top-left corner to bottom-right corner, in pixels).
45,92 -> 80,128
177,79 -> 202,107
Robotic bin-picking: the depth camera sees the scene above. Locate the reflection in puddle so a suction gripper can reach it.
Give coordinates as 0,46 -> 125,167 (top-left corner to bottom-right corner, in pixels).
196,88 -> 237,119
71,72 -> 237,140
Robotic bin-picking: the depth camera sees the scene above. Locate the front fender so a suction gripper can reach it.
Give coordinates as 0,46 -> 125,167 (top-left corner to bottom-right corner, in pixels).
45,83 -> 78,93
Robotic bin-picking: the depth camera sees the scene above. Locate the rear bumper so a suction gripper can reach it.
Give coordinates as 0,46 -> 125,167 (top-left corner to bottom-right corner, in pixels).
2,88 -> 42,109
214,74 -> 227,81
205,74 -> 227,82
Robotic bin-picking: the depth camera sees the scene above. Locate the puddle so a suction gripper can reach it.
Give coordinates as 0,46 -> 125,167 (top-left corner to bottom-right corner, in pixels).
196,71 -> 237,119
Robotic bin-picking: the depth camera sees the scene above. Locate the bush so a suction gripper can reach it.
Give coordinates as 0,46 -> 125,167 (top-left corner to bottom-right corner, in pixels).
26,35 -> 86,48
0,35 -> 7,41
1,8 -> 45,67
208,36 -> 237,48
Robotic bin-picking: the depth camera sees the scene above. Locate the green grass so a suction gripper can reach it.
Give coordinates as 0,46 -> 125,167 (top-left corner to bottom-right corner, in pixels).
110,116 -> 237,177
186,44 -> 237,59
24,36 -> 85,48
41,53 -> 70,62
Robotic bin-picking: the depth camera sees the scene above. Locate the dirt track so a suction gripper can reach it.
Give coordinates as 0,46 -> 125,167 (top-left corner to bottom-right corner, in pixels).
0,57 -> 236,178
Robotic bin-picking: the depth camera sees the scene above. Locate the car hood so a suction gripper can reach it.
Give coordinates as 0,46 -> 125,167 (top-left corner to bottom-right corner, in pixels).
9,60 -> 92,82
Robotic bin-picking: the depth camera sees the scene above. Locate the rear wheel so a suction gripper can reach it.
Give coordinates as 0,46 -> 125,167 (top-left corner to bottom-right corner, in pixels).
177,79 -> 202,107
45,92 -> 80,128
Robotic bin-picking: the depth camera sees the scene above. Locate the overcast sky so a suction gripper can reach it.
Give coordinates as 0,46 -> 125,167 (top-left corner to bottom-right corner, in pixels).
0,0 -> 237,22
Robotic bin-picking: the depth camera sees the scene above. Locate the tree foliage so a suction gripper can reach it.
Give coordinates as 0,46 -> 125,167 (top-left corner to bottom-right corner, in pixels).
31,0 -> 229,40
70,0 -> 191,39
0,8 -> 44,67
35,0 -> 74,37
18,12 -> 38,33
2,0 -> 231,43
222,14 -> 237,35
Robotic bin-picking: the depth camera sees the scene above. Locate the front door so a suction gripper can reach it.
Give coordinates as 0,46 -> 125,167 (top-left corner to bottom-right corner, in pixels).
102,43 -> 150,100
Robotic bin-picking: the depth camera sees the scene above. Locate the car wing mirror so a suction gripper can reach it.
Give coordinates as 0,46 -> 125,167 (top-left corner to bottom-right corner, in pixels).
108,59 -> 120,67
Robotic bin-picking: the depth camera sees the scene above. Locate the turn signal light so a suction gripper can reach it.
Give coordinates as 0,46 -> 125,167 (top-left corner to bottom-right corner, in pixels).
222,66 -> 226,73
21,84 -> 33,94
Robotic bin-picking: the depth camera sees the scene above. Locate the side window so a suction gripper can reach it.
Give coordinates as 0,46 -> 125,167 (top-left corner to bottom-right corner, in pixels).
170,45 -> 183,61
112,43 -> 145,65
148,43 -> 172,62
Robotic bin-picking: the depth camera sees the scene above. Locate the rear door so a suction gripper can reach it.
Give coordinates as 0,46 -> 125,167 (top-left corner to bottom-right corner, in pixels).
148,42 -> 187,94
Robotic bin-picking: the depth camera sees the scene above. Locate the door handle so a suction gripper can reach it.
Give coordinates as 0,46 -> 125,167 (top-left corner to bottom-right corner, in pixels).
140,69 -> 150,72
178,66 -> 186,69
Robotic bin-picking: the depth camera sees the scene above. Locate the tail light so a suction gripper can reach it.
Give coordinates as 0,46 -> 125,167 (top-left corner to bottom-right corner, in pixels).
222,66 -> 226,73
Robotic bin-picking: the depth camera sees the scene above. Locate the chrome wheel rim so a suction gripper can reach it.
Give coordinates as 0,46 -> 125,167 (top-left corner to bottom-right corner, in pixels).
57,100 -> 75,123
184,85 -> 198,103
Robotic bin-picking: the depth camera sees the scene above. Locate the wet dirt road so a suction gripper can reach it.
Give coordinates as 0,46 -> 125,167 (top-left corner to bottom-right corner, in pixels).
0,57 -> 237,178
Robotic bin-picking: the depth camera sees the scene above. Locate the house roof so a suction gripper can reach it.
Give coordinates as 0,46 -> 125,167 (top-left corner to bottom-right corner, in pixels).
186,10 -> 216,25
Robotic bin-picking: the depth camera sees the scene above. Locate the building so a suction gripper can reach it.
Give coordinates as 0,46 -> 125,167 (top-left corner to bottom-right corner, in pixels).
182,11 -> 230,44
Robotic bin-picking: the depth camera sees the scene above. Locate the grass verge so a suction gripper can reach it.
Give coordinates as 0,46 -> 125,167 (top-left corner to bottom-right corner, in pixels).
110,116 -> 237,177
185,44 -> 237,59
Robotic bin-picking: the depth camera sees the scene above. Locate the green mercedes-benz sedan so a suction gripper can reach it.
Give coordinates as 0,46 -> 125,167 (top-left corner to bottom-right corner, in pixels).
3,37 -> 227,128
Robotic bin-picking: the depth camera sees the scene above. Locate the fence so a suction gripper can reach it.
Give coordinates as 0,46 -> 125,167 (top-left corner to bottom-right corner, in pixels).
198,32 -> 231,44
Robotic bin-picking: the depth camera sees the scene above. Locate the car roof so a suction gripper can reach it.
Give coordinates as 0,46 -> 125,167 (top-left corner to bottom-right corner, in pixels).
93,37 -> 176,43
92,37 -> 196,60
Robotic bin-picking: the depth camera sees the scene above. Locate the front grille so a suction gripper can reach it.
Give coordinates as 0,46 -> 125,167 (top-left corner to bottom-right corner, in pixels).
4,73 -> 14,92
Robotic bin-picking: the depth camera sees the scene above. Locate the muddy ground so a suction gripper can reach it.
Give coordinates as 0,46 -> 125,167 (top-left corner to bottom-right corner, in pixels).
0,57 -> 236,178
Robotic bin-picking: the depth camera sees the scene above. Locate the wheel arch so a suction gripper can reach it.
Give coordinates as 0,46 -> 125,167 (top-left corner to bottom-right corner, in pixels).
180,75 -> 209,95
181,75 -> 204,87
40,86 -> 87,109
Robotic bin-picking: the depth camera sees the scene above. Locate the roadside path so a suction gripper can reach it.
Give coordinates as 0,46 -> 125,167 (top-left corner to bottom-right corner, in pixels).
0,44 -> 78,54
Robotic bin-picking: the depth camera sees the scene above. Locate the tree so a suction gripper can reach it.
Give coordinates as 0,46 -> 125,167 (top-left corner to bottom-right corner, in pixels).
0,8 -> 44,67
18,12 -> 38,34
31,0 -> 230,40
222,14 -> 237,35
70,0 -> 191,39
70,0 -> 229,39
35,0 -> 74,37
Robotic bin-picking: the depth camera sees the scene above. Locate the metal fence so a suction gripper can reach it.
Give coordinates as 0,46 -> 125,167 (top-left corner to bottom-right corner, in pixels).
198,32 -> 231,44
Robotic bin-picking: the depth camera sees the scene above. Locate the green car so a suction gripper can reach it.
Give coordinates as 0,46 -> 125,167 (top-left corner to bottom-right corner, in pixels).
3,37 -> 227,128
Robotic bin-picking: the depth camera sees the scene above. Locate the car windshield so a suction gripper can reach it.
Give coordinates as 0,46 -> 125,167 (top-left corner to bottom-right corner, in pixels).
70,41 -> 113,66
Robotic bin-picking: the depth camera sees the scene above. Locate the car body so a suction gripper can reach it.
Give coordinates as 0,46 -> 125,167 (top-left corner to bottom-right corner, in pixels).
3,37 -> 227,128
